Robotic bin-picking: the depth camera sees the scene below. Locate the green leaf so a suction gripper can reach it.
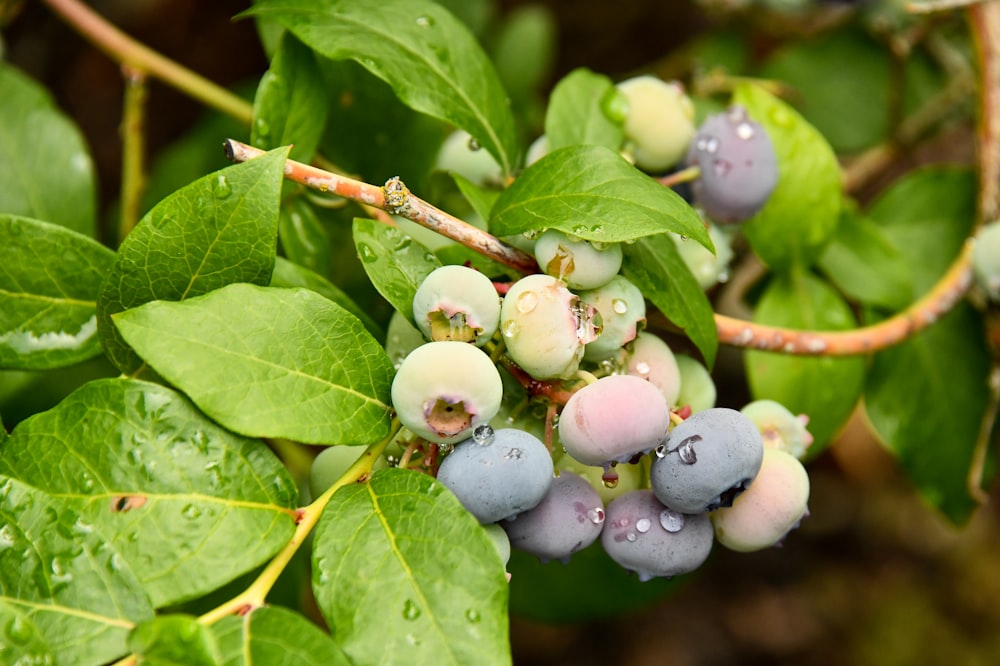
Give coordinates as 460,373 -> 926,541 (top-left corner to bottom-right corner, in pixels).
129,615 -> 221,666
620,234 -> 718,367
757,30 -> 892,154
490,145 -> 710,248
733,84 -> 843,271
1,377 -> 298,608
271,255 -> 383,339
452,173 -> 500,222
312,469 -> 510,666
353,217 -> 442,322
247,0 -> 519,175
318,59 -> 448,187
508,540 -> 679,623
817,204 -> 912,311
252,31 -> 329,162
0,64 -> 97,236
213,606 -> 351,666
0,475 -> 153,666
865,304 -> 989,524
0,215 -> 114,370
745,271 -> 865,450
544,68 -> 624,152
113,283 -> 394,445
277,197 -> 333,277
0,602 -> 54,665
98,147 -> 289,374
866,167 -> 976,296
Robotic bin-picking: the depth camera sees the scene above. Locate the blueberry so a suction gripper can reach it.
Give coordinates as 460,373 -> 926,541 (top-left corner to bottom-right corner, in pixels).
501,471 -> 605,561
973,221 -> 1000,302
674,354 -> 717,414
412,265 -> 501,346
435,129 -> 503,187
555,453 -> 643,505
650,408 -> 764,513
309,445 -> 388,498
385,310 -> 426,370
601,489 -> 713,581
625,332 -> 681,407
534,230 -> 623,291
711,448 -> 810,552
482,523 -> 512,568
391,341 -> 503,444
616,76 -> 696,173
579,275 -> 646,361
672,224 -> 734,289
686,105 -> 778,223
559,374 -> 670,466
740,399 -> 813,459
437,426 -> 554,524
499,274 -> 600,380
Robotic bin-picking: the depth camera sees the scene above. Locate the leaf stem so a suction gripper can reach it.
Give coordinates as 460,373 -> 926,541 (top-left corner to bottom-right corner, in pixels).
40,0 -> 253,125
224,139 -> 540,274
119,66 -> 147,244
196,421 -> 400,626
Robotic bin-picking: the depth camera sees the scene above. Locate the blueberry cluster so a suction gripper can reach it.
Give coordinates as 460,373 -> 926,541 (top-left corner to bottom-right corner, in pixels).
371,261 -> 812,582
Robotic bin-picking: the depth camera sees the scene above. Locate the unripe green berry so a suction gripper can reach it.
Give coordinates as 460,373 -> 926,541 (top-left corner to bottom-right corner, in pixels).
534,230 -> 623,290
617,76 -> 696,173
579,275 -> 646,361
412,265 -> 500,346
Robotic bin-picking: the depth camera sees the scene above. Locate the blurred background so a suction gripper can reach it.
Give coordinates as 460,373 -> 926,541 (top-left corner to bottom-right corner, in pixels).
3,1 -> 1000,663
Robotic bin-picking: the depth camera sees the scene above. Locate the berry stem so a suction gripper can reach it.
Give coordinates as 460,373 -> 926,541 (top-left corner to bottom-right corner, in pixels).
657,165 -> 701,188
40,0 -> 253,125
224,140 -> 540,275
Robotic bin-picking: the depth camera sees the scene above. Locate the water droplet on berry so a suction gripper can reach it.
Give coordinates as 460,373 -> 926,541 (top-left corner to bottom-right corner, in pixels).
467,136 -> 481,151
626,532 -> 637,542
735,122 -> 755,140
612,298 -> 628,315
655,444 -> 668,458
501,320 -> 519,338
504,447 -> 522,460
213,174 -> 232,199
635,518 -> 651,533
658,510 -> 685,535
712,159 -> 732,177
587,508 -> 606,524
402,599 -> 421,620
634,361 -> 651,378
472,424 -> 495,446
678,438 -> 698,464
516,290 -> 538,314
357,243 -> 378,263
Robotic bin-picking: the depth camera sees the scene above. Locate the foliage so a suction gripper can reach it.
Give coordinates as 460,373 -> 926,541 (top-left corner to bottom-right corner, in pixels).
0,1 -> 997,664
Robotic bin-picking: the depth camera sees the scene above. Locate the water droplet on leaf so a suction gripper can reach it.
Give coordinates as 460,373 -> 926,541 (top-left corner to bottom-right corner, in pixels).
403,599 -> 421,621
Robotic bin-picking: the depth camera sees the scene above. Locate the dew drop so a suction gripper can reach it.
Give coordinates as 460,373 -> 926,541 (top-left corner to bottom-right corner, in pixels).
50,557 -> 73,584
465,609 -> 481,623
697,136 -> 719,153
504,447 -> 522,460
678,437 -> 699,464
0,524 -> 16,550
634,361 -> 651,378
501,320 -> 520,338
394,236 -> 412,251
516,290 -> 538,314
405,633 -> 421,646
587,507 -> 606,524
712,159 -> 732,177
181,504 -> 202,520
467,136 -> 481,151
357,243 -> 378,263
6,616 -> 32,645
602,476 -> 619,489
254,117 -> 270,138
654,444 -> 668,459
415,14 -> 434,27
635,518 -> 652,534
472,424 -> 495,446
626,532 -> 637,542
659,509 -> 685,532
402,599 -> 421,621
213,174 -> 232,199
611,298 -> 628,315
735,122 -> 755,140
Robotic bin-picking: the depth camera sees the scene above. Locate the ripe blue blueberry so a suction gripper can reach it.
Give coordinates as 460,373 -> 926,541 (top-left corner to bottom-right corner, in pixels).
686,105 -> 778,223
391,341 -> 503,444
601,489 -> 713,581
650,408 -> 764,513
501,471 -> 606,562
437,426 -> 554,524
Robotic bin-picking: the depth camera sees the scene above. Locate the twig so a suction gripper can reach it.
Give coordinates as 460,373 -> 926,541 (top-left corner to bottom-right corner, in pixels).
908,0 -> 986,14
40,0 -> 253,125
224,139 -> 540,275
119,66 -> 147,244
